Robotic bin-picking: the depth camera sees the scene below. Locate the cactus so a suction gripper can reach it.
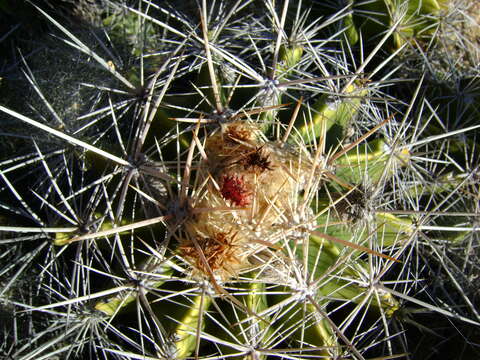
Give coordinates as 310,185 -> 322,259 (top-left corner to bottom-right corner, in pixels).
1,1 -> 479,359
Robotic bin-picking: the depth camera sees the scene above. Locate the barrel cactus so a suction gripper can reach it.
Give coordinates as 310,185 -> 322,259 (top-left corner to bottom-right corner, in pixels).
0,1 -> 479,359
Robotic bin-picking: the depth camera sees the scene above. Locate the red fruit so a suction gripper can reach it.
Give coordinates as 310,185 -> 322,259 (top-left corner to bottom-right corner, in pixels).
220,174 -> 251,206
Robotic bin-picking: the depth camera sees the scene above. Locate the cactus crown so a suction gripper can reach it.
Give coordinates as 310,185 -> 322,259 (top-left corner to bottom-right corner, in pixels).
0,1 -> 479,359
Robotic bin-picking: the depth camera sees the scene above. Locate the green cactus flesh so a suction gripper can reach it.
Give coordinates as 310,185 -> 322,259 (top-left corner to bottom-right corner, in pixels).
1,1 -> 479,359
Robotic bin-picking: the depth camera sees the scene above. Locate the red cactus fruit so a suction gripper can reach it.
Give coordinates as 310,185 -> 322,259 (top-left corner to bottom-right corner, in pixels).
220,174 -> 251,206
